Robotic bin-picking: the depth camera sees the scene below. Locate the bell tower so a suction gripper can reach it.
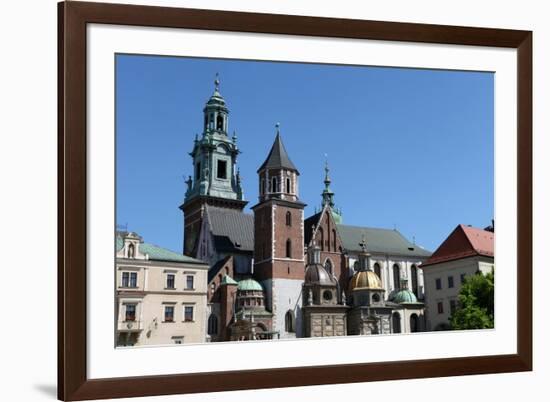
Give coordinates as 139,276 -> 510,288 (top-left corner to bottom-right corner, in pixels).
252,124 -> 306,338
180,75 -> 247,256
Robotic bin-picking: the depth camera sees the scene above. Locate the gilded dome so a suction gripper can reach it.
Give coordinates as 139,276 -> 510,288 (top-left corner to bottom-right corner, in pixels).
305,264 -> 337,286
349,270 -> 383,291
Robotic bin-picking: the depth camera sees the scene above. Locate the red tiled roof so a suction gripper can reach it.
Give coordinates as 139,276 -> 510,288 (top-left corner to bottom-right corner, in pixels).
420,224 -> 494,268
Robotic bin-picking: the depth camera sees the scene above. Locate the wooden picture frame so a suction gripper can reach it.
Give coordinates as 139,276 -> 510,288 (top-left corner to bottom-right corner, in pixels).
58,1 -> 532,400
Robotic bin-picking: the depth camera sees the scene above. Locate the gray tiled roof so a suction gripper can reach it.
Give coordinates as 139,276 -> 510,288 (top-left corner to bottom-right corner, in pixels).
336,224 -> 431,258
206,206 -> 254,253
257,133 -> 298,173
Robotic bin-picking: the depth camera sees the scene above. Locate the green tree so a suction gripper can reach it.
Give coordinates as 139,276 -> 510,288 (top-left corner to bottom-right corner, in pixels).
450,269 -> 494,330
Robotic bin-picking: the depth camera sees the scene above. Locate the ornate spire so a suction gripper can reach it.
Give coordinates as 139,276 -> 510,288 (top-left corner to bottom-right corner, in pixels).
358,233 -> 371,272
321,156 -> 334,208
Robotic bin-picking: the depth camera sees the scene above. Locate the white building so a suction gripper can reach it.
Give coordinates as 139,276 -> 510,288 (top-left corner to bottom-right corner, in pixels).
420,224 -> 494,331
115,231 -> 209,346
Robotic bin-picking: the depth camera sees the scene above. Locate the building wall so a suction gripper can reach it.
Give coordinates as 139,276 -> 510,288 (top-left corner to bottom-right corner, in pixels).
421,255 -> 494,331
261,278 -> 304,338
116,258 -> 209,346
303,308 -> 347,337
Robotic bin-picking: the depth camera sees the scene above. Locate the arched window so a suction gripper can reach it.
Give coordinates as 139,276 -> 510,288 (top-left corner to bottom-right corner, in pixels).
393,264 -> 400,290
318,227 -> 324,251
285,310 -> 295,333
271,177 -> 277,193
324,258 -> 333,275
286,178 -> 291,193
286,239 -> 292,258
411,264 -> 418,296
392,312 -> 401,334
410,314 -> 419,333
374,263 -> 382,280
127,243 -> 135,258
216,114 -> 224,130
332,229 -> 337,251
286,211 -> 292,226
207,314 -> 218,335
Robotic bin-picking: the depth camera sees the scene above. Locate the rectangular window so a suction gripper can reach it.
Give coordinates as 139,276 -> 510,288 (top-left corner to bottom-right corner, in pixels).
122,272 -> 129,287
164,306 -> 174,322
437,302 -> 444,314
460,273 -> 467,284
129,272 -> 137,288
184,306 -> 194,322
450,299 -> 457,314
435,278 -> 442,290
186,275 -> 194,290
448,276 -> 454,288
166,274 -> 175,289
125,304 -> 136,321
217,160 -> 227,179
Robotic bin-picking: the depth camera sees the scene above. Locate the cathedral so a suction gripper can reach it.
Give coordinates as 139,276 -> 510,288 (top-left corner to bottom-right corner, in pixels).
180,77 -> 431,341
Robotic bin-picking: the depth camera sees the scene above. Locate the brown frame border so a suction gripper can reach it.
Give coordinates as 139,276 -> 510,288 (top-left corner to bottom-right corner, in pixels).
58,1 -> 532,400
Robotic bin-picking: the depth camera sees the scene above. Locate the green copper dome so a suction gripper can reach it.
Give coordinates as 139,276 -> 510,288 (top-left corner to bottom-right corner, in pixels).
392,289 -> 418,304
237,278 -> 264,292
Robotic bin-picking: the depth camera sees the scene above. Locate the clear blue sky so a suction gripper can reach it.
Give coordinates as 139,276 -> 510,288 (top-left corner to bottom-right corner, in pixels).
116,54 -> 494,253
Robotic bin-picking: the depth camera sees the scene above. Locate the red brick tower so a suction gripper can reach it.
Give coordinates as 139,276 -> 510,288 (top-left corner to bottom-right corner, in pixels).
252,125 -> 306,338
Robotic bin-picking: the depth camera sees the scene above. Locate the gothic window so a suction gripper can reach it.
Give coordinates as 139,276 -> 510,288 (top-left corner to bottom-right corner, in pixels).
286,211 -> 292,226
374,263 -> 382,281
393,264 -> 400,290
286,239 -> 292,258
324,258 -> 333,275
410,314 -> 419,333
216,114 -> 224,130
392,312 -> 401,333
217,160 -> 227,179
285,310 -> 295,333
318,227 -> 324,251
286,177 -> 291,193
127,243 -> 135,258
332,229 -> 337,251
411,265 -> 418,296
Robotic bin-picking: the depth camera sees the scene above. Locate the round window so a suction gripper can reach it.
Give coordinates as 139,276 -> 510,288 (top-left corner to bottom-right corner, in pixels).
323,290 -> 332,301
372,293 -> 381,302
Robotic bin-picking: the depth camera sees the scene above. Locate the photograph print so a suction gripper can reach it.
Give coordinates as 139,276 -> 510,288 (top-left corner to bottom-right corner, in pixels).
115,55 -> 494,347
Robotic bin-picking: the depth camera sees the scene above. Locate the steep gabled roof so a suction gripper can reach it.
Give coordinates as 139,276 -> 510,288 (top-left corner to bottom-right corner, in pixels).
303,211 -> 431,258
421,224 -> 494,268
206,205 -> 254,253
257,133 -> 298,173
336,224 -> 432,258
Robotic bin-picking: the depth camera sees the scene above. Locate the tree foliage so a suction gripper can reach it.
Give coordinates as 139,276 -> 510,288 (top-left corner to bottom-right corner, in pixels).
450,269 -> 494,330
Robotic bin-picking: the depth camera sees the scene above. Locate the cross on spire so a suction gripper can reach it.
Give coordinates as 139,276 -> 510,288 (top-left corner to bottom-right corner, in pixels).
214,72 -> 220,92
